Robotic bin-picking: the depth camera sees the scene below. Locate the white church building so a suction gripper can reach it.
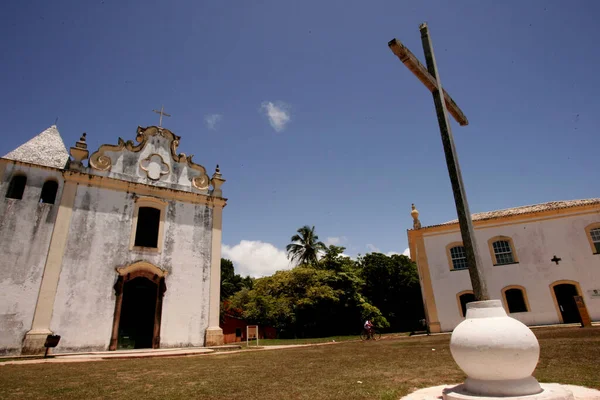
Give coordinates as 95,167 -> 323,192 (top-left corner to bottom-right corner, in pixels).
0,125 -> 226,356
407,200 -> 600,333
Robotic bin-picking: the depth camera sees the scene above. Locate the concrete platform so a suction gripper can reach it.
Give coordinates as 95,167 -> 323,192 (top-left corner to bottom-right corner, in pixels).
401,383 -> 600,400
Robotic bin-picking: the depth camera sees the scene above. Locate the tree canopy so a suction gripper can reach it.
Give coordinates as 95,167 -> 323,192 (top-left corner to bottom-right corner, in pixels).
285,225 -> 327,266
221,226 -> 425,337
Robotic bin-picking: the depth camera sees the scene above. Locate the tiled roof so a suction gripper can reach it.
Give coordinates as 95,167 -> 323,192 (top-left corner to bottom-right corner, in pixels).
422,199 -> 600,229
2,125 -> 70,169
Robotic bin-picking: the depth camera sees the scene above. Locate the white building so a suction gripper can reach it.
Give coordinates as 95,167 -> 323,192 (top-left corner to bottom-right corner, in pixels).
407,200 -> 600,333
0,125 -> 226,356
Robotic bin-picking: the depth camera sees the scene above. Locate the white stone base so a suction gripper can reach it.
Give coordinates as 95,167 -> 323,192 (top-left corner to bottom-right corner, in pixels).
400,383 -> 600,400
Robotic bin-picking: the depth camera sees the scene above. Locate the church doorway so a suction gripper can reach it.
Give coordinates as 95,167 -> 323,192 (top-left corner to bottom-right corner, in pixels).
552,283 -> 581,324
109,262 -> 167,351
118,277 -> 158,349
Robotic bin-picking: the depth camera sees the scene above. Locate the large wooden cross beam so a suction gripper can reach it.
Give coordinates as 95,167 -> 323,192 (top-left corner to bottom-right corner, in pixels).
388,23 -> 489,301
388,38 -> 468,127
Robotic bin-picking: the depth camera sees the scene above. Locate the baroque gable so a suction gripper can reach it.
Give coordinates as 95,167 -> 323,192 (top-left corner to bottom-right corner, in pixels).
87,126 -> 214,194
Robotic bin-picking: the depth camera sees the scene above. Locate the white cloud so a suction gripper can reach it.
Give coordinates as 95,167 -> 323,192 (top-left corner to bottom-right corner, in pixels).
366,243 -> 380,253
402,247 -> 410,257
222,240 -> 291,278
205,114 -> 223,130
325,236 -> 347,246
261,101 -> 291,132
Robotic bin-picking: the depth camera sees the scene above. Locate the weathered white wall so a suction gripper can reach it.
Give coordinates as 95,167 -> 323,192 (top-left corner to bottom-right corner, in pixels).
423,210 -> 600,331
50,184 -> 212,353
0,163 -> 64,355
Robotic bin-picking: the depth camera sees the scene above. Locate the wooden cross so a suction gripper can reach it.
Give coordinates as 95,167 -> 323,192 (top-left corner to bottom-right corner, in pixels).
388,23 -> 489,301
551,255 -> 562,265
152,105 -> 171,127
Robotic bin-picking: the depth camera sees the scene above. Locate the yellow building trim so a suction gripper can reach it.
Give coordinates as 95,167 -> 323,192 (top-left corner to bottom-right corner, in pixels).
205,203 -> 225,346
500,285 -> 531,313
445,241 -> 465,271
549,280 -> 583,323
416,203 -> 600,237
22,180 -> 78,354
0,160 -> 7,185
407,229 -> 441,333
584,222 -> 600,254
456,290 -> 475,318
63,170 -> 226,208
129,196 -> 168,254
487,235 -> 519,265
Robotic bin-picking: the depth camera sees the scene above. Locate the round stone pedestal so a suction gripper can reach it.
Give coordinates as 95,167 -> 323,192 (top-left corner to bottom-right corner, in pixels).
450,300 -> 542,397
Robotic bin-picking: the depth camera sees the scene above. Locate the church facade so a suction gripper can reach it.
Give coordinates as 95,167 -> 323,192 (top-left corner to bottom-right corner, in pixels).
407,200 -> 600,333
0,125 -> 226,356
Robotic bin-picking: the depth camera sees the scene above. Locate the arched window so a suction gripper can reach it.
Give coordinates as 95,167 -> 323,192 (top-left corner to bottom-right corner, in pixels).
488,236 -> 518,265
5,175 -> 27,200
502,286 -> 529,313
585,223 -> 600,254
457,291 -> 476,317
134,207 -> 161,248
40,180 -> 59,204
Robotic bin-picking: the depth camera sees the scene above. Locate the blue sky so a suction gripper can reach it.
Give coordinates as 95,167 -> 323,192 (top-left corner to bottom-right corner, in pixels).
2,1 -> 599,276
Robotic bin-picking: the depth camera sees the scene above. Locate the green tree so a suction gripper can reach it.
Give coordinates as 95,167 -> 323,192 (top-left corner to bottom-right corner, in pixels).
220,258 -> 253,301
358,253 -> 424,332
318,245 -> 356,272
229,265 -> 388,338
285,225 -> 327,266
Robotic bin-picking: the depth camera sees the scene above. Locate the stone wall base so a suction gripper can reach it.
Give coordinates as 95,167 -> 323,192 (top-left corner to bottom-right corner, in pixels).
205,327 -> 224,347
21,330 -> 52,355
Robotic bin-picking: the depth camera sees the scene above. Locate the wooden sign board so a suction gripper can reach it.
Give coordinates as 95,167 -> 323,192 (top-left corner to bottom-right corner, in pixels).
573,296 -> 592,328
246,325 -> 259,346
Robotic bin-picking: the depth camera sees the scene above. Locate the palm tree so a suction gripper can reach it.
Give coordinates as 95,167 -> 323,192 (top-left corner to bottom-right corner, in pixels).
286,225 -> 327,266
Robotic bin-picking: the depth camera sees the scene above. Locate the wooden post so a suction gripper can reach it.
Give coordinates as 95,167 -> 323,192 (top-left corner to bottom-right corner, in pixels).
418,23 -> 489,300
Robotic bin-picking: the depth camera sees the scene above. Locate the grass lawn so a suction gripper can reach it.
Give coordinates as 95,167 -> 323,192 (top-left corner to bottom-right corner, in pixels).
0,326 -> 598,400
256,332 -> 409,346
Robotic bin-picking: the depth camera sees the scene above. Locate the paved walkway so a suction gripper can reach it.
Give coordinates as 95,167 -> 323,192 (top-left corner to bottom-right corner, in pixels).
2,323 -> 597,366
0,341 -> 340,366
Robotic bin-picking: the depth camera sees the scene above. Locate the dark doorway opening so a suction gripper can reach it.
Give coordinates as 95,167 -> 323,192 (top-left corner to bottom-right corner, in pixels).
118,277 -> 158,349
553,284 -> 581,324
134,207 -> 160,248
505,288 -> 528,313
459,292 -> 476,317
40,180 -> 59,204
6,175 -> 27,199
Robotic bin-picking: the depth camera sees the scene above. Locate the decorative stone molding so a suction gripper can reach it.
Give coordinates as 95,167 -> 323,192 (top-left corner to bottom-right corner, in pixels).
116,260 -> 168,282
88,126 -> 212,191
210,165 -> 225,197
411,203 -> 422,230
69,133 -> 89,169
63,170 -> 227,208
140,154 -> 170,181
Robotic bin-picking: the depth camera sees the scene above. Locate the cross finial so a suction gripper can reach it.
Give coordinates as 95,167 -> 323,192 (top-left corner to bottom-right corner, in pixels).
152,105 -> 171,127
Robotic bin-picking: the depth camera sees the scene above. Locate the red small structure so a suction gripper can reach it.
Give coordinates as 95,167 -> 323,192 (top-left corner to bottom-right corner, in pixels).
220,314 -> 276,344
